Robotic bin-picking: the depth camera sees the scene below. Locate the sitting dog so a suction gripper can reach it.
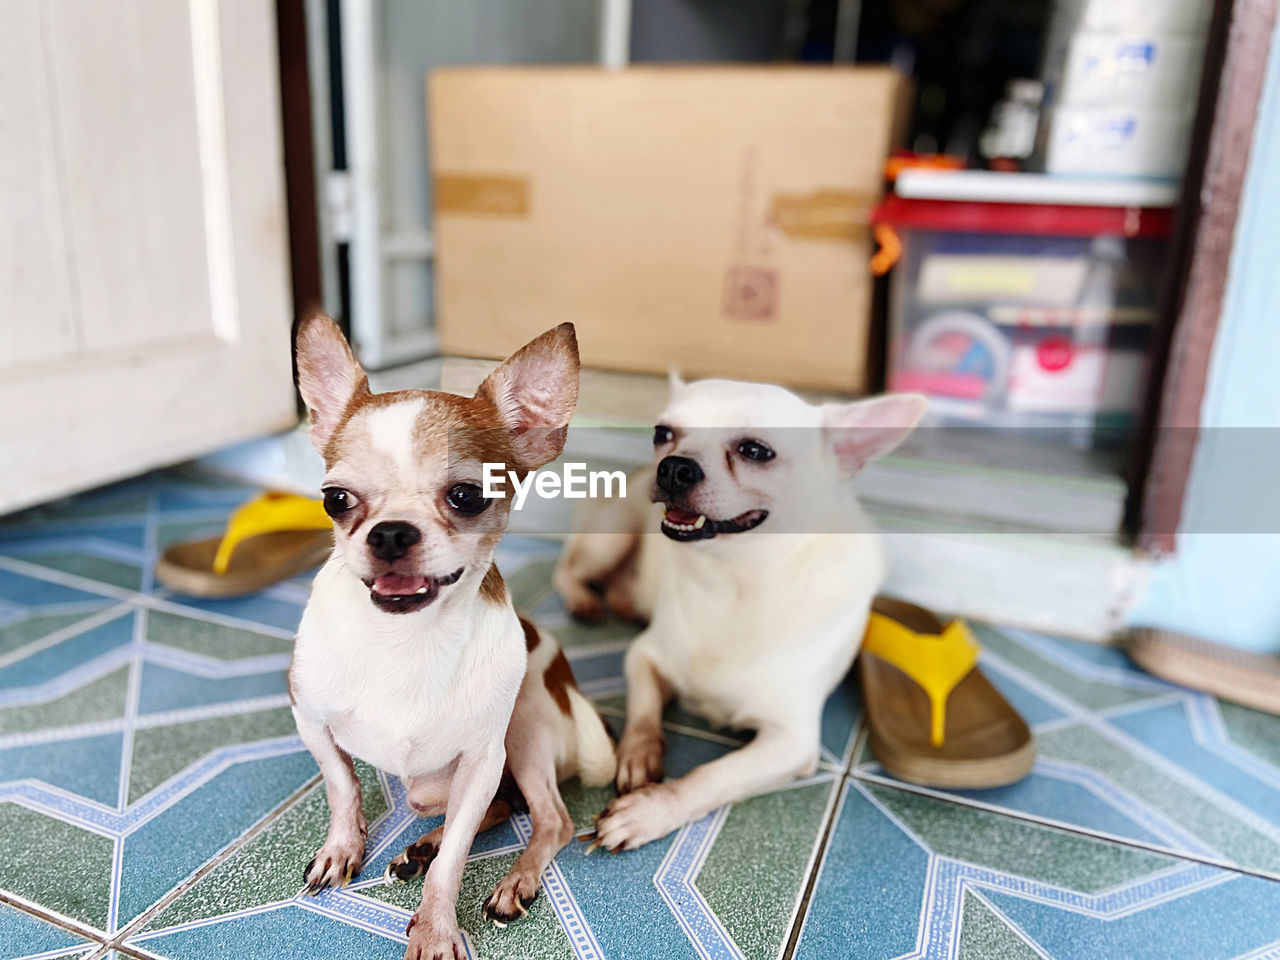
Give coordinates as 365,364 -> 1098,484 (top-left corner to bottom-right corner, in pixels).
290,317 -> 615,960
555,375 -> 925,851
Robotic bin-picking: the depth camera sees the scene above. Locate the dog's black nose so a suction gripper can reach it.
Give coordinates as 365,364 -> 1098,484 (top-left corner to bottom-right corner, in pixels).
656,456 -> 705,495
367,521 -> 421,562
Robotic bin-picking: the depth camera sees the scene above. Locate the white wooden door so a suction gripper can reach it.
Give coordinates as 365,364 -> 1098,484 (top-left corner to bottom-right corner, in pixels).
1,0 -> 298,514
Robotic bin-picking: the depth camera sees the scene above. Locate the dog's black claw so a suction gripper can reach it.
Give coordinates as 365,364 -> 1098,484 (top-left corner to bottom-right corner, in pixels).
484,887 -> 539,923
303,858 -> 316,881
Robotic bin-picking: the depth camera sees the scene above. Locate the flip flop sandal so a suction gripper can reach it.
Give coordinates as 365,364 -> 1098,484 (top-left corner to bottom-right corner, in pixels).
859,597 -> 1035,789
155,491 -> 334,598
1129,627 -> 1280,715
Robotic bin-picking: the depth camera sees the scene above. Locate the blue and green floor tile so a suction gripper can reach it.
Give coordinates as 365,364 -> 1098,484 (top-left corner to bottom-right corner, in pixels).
1,472 -> 1278,959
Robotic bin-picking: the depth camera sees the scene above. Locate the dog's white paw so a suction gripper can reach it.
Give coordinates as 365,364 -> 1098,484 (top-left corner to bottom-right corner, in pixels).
615,732 -> 665,794
589,783 -> 686,853
403,910 -> 467,960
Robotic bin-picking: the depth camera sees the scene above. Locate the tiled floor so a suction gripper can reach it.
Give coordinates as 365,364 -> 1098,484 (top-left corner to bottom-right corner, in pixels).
1,472 -> 1279,960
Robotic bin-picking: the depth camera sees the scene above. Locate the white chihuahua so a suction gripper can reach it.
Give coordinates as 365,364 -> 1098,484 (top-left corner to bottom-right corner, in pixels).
556,377 -> 925,852
290,317 -> 615,960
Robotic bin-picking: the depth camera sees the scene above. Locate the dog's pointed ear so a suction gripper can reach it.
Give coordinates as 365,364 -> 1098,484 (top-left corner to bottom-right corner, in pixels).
476,322 -> 580,470
667,367 -> 686,396
822,393 -> 927,474
294,315 -> 369,454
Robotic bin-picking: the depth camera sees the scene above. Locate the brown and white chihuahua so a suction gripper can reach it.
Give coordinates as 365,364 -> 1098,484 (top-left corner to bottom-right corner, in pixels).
290,317 -> 615,960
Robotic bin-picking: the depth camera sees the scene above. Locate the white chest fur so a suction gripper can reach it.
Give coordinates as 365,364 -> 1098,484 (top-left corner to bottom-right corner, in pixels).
637,531 -> 885,730
291,559 -> 525,780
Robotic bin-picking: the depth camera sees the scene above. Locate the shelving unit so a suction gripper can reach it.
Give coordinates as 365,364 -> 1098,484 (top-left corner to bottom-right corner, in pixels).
895,169 -> 1182,207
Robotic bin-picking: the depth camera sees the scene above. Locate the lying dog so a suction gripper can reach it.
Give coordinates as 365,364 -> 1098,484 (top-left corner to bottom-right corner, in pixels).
290,317 -> 615,960
556,375 -> 925,851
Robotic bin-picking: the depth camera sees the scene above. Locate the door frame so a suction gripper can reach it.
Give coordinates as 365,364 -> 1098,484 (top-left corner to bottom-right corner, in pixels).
1130,0 -> 1280,551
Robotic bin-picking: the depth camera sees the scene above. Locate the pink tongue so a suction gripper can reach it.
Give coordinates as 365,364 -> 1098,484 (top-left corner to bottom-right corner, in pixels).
372,574 -> 430,596
665,507 -> 700,523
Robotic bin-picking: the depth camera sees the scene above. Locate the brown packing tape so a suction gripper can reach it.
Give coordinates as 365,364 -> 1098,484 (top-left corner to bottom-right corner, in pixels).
769,190 -> 876,240
435,174 -> 529,217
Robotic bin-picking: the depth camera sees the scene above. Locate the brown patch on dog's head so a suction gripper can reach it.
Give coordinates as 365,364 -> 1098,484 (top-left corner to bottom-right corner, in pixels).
519,616 -> 541,652
480,565 -> 508,606
292,319 -> 579,616
543,649 -> 576,716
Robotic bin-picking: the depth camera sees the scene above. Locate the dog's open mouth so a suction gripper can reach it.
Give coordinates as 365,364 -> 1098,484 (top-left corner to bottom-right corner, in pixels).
660,505 -> 768,542
365,568 -> 464,614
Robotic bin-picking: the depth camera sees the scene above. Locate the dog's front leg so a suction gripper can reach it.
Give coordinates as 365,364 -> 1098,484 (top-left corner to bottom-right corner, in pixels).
594,722 -> 817,852
483,730 -> 574,923
295,713 -> 367,891
616,642 -> 673,792
405,745 -> 505,960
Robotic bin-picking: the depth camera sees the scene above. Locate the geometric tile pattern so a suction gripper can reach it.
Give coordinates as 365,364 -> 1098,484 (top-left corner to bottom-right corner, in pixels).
853,624 -> 1280,880
1,472 -> 1278,960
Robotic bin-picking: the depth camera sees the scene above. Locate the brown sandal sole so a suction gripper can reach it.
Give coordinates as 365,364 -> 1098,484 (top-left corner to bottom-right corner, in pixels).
155,529 -> 333,598
1129,628 -> 1280,716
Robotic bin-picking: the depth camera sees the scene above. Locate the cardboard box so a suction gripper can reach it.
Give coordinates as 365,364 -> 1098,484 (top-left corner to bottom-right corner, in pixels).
428,67 -> 906,393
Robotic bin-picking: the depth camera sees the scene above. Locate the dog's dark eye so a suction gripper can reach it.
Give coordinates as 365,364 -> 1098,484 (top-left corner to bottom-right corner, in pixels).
446,483 -> 489,516
654,424 -> 674,446
737,439 -> 775,463
321,487 -> 356,517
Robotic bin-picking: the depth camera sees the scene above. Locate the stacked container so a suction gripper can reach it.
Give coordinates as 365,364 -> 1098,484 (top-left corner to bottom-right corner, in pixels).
1041,0 -> 1212,179
874,172 -> 1174,445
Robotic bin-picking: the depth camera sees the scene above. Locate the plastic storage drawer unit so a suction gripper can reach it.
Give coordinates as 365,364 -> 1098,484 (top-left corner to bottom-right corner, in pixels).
872,192 -> 1172,446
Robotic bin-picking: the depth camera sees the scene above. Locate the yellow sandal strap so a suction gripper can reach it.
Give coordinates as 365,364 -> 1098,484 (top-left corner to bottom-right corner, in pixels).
212,492 -> 332,575
863,611 -> 980,748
